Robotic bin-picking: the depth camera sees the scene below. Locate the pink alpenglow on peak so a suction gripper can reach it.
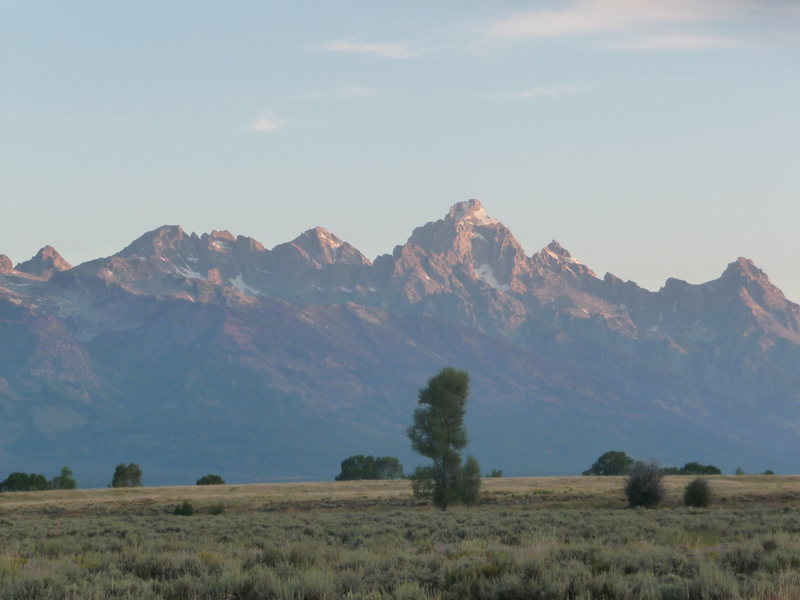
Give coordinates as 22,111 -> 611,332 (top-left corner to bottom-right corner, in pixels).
14,246 -> 72,277
447,199 -> 500,226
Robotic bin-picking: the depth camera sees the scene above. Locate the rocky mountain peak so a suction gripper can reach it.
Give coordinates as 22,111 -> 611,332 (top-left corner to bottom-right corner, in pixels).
15,245 -> 72,277
208,230 -> 236,242
721,257 -> 765,283
446,199 -> 500,227
448,198 -> 482,218
545,240 -> 570,258
0,255 -> 12,271
300,226 -> 343,248
201,230 -> 237,253
117,225 -> 188,259
279,227 -> 370,267
236,235 -> 267,253
532,240 -> 596,278
718,257 -> 793,314
406,199 -> 514,257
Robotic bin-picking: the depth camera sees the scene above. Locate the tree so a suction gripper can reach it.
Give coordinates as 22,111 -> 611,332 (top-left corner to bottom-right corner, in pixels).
407,367 -> 470,509
662,462 -> 721,475
0,472 -> 48,492
110,463 -> 142,488
624,460 -> 665,508
50,466 -> 77,490
582,451 -> 634,476
334,455 -> 404,481
458,455 -> 482,506
196,474 -> 225,485
377,456 -> 404,480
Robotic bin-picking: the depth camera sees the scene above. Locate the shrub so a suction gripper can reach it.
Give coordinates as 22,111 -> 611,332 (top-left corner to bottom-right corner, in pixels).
196,474 -> 225,485
489,469 -> 503,478
624,461 -> 665,508
409,466 -> 435,500
683,477 -> 712,507
173,500 -> 194,516
209,501 -> 225,515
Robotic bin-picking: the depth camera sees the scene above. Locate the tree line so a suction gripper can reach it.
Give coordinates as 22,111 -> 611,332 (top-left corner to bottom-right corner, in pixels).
581,449 -> 769,477
0,467 -> 76,492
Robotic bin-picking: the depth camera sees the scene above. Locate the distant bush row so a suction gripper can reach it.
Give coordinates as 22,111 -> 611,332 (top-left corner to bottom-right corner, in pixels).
583,450 -> 772,477
0,465 -> 230,493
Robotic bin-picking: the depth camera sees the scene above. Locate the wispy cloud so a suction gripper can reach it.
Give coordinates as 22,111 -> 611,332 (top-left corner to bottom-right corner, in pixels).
315,39 -> 419,59
485,0 -> 737,39
609,33 -> 745,50
251,109 -> 287,133
486,84 -> 590,100
289,84 -> 380,102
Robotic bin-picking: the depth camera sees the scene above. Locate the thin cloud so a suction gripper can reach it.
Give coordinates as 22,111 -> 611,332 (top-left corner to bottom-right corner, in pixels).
609,33 -> 745,50
315,39 -> 419,59
487,84 -> 590,100
290,84 -> 380,102
251,109 -> 287,133
485,0 -> 739,39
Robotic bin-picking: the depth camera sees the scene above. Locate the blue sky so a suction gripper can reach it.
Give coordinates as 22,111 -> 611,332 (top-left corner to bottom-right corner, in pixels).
2,1 -> 799,299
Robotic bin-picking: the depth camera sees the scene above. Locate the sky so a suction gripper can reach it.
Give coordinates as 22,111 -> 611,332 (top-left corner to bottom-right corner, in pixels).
2,0 -> 799,300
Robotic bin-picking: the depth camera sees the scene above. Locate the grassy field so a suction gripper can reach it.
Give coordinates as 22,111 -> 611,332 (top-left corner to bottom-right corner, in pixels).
2,475 -> 800,599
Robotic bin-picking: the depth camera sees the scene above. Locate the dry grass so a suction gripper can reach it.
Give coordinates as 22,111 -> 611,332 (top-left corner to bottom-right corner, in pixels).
3,475 -> 800,598
1,474 -> 797,518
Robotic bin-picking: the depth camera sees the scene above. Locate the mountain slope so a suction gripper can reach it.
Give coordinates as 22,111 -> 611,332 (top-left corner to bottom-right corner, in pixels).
1,200 -> 798,486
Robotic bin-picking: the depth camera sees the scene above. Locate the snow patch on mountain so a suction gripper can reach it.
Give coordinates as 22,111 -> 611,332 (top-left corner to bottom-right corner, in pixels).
317,228 -> 342,249
229,274 -> 261,296
466,205 -> 500,227
175,264 -> 204,280
474,263 -> 509,291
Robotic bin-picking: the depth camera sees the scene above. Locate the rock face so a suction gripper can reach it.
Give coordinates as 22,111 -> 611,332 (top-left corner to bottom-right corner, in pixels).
1,200 -> 799,486
15,246 -> 72,277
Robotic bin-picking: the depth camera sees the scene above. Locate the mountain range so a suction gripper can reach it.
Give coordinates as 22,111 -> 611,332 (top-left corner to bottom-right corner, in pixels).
1,199 -> 799,487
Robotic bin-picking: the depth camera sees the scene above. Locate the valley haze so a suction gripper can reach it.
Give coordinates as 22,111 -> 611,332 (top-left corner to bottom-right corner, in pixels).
1,200 -> 798,488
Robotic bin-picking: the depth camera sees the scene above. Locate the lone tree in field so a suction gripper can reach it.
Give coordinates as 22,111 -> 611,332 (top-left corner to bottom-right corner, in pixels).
110,463 -> 142,488
407,367 -> 474,510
